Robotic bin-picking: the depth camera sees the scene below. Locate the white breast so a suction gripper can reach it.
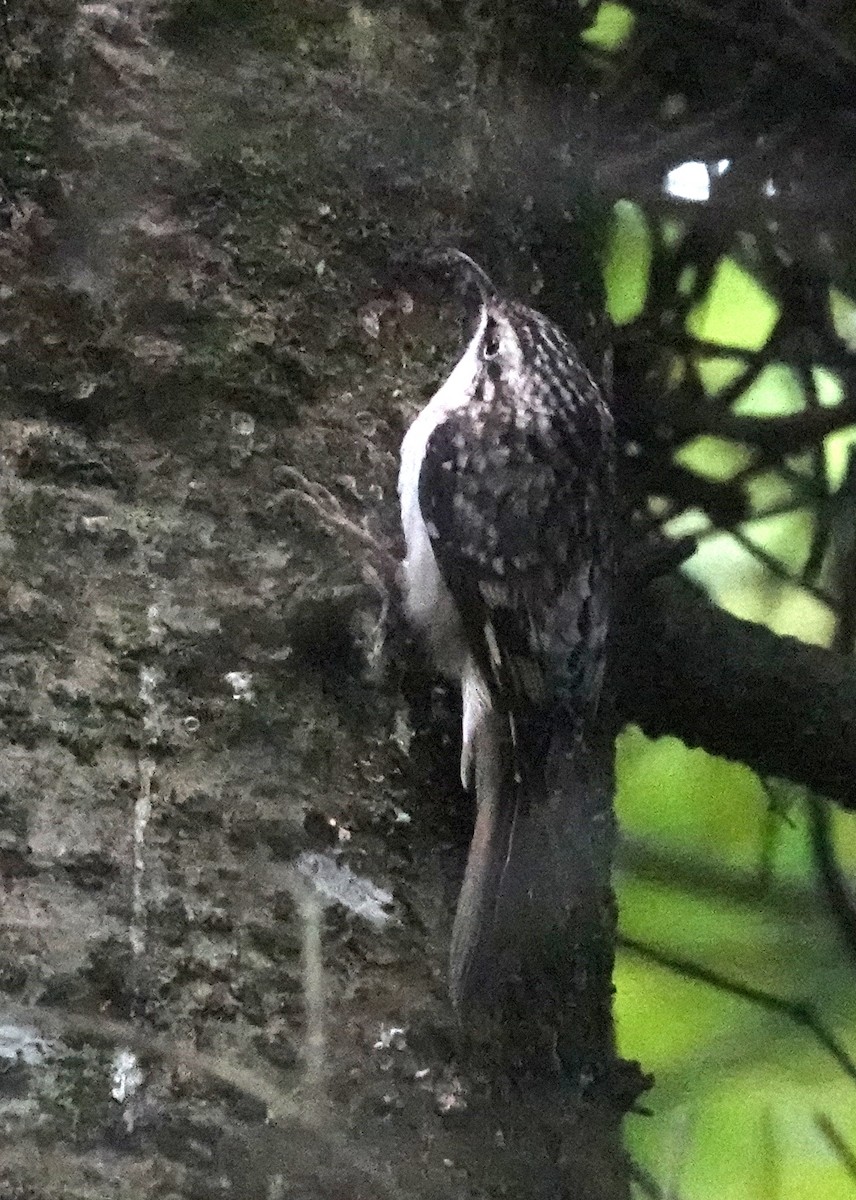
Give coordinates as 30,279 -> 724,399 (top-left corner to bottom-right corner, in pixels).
397,311 -> 486,677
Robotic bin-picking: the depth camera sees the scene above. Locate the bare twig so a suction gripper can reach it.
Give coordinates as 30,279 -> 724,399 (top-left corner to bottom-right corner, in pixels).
275,466 -> 400,586
620,936 -> 856,1084
815,1113 -> 856,1182
809,796 -> 856,969
686,404 -> 856,457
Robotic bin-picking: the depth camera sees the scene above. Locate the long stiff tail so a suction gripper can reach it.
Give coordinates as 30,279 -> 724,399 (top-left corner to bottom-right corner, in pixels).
449,707 -> 518,1007
449,704 -> 606,1016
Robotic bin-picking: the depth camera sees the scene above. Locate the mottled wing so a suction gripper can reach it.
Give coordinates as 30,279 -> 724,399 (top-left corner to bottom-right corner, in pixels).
419,344 -> 613,725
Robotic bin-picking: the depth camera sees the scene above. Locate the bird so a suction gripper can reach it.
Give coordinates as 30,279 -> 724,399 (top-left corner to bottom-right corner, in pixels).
398,251 -> 615,1009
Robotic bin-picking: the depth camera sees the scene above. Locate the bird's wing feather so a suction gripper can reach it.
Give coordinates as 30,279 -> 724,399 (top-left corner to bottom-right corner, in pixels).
418,372 -> 613,725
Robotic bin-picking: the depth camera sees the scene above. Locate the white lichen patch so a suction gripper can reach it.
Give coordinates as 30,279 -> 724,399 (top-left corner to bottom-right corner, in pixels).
294,851 -> 394,925
110,1049 -> 144,1104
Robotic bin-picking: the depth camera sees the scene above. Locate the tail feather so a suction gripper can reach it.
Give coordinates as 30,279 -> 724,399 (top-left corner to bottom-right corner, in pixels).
449,705 -> 592,1011
450,707 -> 518,1007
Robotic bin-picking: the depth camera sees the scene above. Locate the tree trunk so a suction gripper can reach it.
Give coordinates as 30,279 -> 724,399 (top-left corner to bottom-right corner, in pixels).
0,2 -> 642,1198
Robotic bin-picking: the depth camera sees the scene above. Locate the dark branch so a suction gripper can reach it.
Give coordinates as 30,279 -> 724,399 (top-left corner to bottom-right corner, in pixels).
627,0 -> 856,90
699,403 -> 856,456
613,574 -> 856,807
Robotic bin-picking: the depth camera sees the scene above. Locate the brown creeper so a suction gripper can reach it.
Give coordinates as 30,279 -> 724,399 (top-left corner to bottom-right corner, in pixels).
398,252 -> 615,1007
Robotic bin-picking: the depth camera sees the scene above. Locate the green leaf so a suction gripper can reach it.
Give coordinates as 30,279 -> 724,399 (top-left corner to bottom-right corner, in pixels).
675,435 -> 754,482
580,2 -> 636,51
687,258 -> 780,351
829,288 -> 856,350
604,200 -> 652,325
617,728 -> 767,866
733,364 -> 804,417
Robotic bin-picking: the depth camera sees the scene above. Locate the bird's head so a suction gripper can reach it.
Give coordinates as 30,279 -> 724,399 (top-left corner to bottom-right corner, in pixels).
430,249 -> 533,385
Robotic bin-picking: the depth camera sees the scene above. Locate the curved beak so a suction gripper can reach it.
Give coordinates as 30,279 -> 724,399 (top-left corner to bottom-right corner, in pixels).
421,247 -> 496,339
440,249 -> 496,301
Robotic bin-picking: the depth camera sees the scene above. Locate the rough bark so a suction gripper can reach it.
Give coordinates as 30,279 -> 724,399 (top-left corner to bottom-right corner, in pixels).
2,3 -> 855,1199
0,3 -> 637,1198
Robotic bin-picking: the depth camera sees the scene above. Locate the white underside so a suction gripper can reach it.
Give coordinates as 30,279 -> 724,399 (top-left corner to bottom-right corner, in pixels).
398,310 -> 492,788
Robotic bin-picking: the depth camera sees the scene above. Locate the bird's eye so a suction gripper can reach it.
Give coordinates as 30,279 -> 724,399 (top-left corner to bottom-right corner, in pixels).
483,320 -> 500,359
